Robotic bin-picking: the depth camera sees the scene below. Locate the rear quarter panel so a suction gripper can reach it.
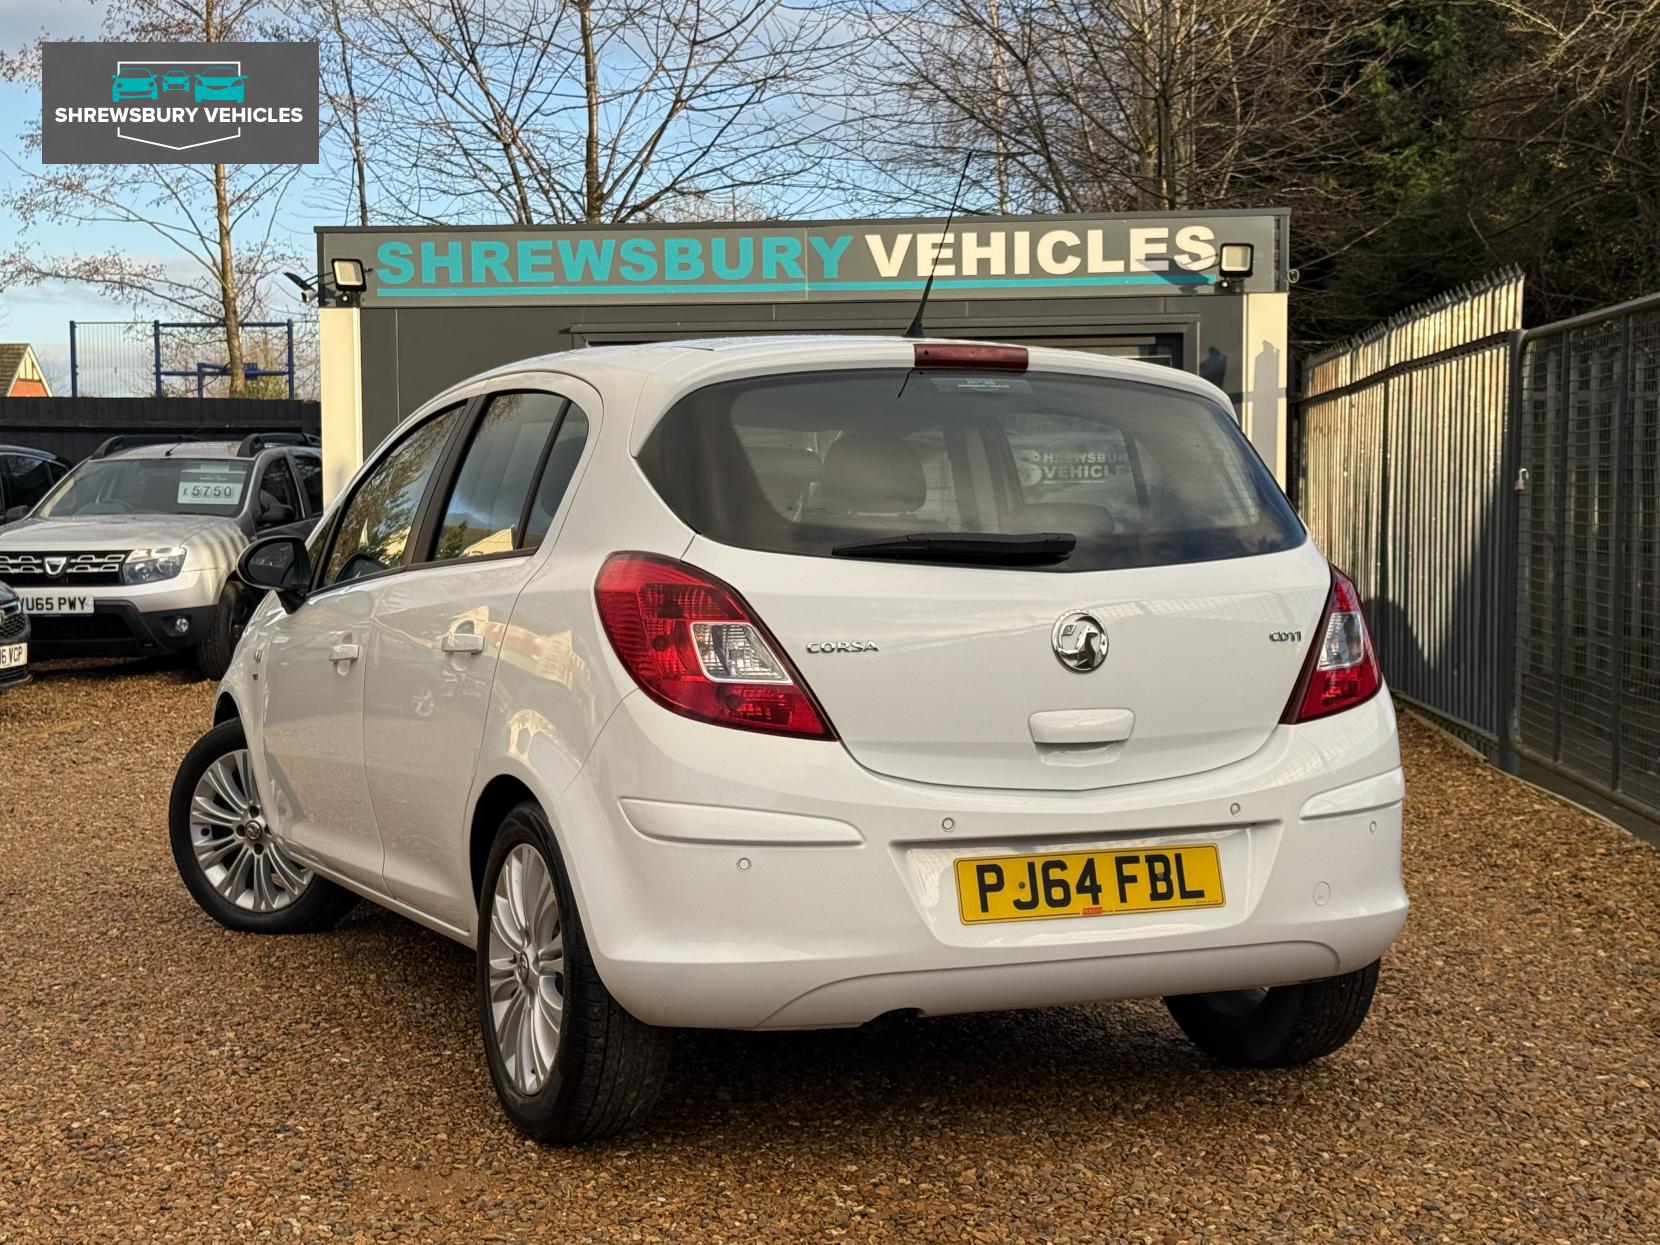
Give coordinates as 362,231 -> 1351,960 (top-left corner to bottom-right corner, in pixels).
462,369 -> 696,943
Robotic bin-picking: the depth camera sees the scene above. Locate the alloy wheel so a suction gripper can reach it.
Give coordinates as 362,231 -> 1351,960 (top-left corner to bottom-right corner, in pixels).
188,748 -> 311,912
487,843 -> 566,1095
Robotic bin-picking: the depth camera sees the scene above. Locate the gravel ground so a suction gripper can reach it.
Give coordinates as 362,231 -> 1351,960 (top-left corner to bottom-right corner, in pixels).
1,659 -> 1657,1244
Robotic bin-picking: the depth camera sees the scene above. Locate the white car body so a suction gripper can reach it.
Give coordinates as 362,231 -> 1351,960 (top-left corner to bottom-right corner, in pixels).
217,337 -> 1406,1031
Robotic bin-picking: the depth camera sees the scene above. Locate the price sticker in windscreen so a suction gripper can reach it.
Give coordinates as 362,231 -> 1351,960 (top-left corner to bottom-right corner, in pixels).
177,467 -> 246,506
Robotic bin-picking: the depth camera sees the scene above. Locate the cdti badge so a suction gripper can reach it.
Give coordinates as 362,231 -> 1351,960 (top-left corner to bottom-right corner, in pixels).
42,42 -> 318,164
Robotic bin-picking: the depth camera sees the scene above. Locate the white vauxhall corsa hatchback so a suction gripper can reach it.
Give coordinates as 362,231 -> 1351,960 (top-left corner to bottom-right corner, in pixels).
169,336 -> 1407,1142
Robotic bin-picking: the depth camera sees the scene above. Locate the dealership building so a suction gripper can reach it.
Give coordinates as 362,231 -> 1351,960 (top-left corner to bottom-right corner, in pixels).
314,209 -> 1291,495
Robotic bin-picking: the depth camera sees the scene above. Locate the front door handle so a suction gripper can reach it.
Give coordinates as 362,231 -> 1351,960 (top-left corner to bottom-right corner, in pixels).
440,632 -> 486,655
329,642 -> 362,664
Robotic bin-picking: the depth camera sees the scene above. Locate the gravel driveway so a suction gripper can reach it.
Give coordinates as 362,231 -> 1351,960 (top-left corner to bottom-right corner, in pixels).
1,661 -> 1656,1243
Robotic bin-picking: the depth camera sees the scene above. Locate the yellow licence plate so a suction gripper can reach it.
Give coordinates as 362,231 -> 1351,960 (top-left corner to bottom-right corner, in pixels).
955,845 -> 1225,924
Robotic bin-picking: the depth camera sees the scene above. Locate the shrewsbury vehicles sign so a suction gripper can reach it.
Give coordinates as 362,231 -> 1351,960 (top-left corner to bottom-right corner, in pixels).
42,42 -> 318,164
327,213 -> 1280,306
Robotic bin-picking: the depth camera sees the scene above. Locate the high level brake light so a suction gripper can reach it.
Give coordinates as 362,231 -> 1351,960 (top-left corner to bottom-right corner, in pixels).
913,343 -> 1028,371
1281,566 -> 1383,723
595,553 -> 836,740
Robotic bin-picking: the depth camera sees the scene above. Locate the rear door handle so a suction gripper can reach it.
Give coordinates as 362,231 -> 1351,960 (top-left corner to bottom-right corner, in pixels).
329,642 -> 361,664
441,632 -> 486,655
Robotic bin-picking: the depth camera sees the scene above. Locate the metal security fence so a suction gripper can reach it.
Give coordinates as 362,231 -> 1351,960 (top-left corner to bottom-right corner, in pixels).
1299,271 -> 1525,754
1300,277 -> 1660,831
1510,293 -> 1660,821
67,319 -> 319,399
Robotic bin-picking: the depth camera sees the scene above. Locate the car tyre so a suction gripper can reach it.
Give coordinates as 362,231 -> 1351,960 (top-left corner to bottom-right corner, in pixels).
196,582 -> 257,680
1164,959 -> 1381,1067
169,720 -> 358,933
477,801 -> 672,1142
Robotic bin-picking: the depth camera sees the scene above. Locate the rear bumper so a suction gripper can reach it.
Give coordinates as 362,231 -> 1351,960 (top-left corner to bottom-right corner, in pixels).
550,692 -> 1408,1030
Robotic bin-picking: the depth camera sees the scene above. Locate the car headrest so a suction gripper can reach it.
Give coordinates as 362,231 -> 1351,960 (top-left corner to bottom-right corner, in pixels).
746,447 -> 821,512
820,433 -> 927,515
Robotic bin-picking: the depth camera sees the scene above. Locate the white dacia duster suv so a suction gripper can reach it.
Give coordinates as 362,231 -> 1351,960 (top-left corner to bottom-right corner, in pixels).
0,433 -> 326,677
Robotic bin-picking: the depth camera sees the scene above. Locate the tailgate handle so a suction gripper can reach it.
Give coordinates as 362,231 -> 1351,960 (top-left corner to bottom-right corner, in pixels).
1029,708 -> 1135,746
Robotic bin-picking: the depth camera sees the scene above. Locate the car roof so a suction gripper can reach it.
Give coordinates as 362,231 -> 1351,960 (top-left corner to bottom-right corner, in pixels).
0,444 -> 61,460
445,334 -> 1219,395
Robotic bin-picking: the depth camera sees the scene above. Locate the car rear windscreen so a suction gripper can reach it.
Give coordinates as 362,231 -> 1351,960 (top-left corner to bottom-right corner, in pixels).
638,368 -> 1305,572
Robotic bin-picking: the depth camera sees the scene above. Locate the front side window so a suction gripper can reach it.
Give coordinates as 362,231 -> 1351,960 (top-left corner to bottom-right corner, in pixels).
37,457 -> 254,519
256,459 -> 301,525
432,392 -> 567,561
639,369 -> 1303,573
322,406 -> 463,588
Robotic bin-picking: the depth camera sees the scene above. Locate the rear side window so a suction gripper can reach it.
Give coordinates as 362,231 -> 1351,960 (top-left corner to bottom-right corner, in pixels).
522,406 -> 589,551
294,455 -> 324,514
432,392 -> 568,560
639,369 -> 1303,572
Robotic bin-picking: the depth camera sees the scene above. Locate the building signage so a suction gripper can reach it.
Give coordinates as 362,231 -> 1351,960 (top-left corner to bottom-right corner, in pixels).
42,42 -> 319,164
320,213 -> 1282,306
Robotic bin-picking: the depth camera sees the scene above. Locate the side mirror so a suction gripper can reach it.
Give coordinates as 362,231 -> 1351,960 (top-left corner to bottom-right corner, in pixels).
2,505 -> 28,524
237,534 -> 312,612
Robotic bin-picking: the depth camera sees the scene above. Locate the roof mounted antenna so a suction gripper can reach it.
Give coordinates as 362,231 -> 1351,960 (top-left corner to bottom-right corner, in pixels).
902,154 -> 975,340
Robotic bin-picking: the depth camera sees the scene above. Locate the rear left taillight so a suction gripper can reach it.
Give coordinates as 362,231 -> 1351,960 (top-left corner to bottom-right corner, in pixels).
1282,565 -> 1383,723
595,552 -> 835,740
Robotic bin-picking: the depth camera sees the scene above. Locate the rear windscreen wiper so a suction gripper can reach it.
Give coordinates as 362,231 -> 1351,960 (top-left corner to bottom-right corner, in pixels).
831,531 -> 1075,565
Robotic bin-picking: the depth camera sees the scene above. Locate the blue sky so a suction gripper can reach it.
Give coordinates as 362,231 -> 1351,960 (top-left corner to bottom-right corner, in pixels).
1,0 -> 112,384
0,0 -> 327,390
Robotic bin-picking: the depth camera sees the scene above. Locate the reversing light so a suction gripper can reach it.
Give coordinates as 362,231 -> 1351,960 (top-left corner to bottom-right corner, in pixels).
595,553 -> 835,739
913,343 -> 1028,371
1282,566 -> 1383,723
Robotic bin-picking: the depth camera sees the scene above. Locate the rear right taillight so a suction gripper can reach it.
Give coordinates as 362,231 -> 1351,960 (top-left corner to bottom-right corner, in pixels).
595,552 -> 835,740
1282,566 -> 1383,723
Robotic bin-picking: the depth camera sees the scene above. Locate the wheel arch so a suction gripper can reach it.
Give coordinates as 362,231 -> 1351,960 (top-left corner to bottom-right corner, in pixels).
468,773 -> 541,904
212,692 -> 241,726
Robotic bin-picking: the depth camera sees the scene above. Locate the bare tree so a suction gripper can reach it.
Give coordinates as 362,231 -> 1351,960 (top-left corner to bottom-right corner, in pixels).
0,0 -> 304,394
1461,0 -> 1660,302
314,0 -> 853,225
842,2 -> 1393,243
